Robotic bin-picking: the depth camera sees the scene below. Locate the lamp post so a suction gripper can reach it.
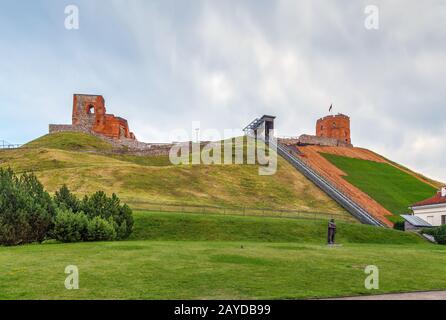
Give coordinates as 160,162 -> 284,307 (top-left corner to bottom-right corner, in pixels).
195,128 -> 200,143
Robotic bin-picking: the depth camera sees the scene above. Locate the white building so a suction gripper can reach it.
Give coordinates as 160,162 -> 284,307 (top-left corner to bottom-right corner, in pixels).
409,187 -> 446,227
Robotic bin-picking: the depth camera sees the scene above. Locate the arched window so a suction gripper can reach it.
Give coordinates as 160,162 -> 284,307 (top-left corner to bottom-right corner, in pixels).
87,105 -> 95,114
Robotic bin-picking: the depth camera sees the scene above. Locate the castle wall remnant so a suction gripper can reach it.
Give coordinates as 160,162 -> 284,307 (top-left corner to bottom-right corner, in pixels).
49,94 -> 178,154
297,134 -> 352,148
49,94 -> 135,140
71,94 -> 136,140
316,114 -> 351,145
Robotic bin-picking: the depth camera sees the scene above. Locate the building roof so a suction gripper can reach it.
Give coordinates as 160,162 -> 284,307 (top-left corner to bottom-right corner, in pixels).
260,115 -> 276,120
401,215 -> 433,227
411,190 -> 446,208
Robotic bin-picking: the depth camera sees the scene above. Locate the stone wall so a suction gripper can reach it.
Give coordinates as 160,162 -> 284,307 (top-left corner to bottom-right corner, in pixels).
278,134 -> 352,148
49,124 -> 175,156
298,134 -> 352,147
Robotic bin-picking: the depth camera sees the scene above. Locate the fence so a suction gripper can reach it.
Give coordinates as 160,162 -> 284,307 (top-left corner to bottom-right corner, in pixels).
0,140 -> 22,149
127,200 -> 357,223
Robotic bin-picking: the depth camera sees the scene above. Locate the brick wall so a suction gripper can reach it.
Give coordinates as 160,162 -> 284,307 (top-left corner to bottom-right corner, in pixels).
316,114 -> 351,145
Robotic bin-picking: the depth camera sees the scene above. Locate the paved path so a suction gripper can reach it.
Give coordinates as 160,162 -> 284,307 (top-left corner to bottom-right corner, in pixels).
329,291 -> 446,300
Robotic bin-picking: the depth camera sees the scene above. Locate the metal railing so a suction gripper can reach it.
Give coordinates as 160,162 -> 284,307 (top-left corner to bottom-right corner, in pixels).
273,141 -> 386,227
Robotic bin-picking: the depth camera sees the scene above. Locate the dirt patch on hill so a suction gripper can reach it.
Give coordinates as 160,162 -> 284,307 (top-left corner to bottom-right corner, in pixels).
297,146 -> 394,226
295,145 -> 441,227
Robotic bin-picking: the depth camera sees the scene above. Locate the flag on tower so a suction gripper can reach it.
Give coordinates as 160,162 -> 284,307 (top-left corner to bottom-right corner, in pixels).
329,104 -> 333,112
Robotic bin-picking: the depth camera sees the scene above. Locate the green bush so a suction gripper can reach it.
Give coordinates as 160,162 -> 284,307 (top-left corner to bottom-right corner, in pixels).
0,170 -> 132,246
52,209 -> 89,243
393,221 -> 405,231
54,184 -> 80,212
0,168 -> 55,246
422,225 -> 446,244
80,191 -> 133,239
87,216 -> 117,241
52,186 -> 133,242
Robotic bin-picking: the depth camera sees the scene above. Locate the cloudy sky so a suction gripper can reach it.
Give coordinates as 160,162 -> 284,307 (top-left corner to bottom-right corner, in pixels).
0,0 -> 445,182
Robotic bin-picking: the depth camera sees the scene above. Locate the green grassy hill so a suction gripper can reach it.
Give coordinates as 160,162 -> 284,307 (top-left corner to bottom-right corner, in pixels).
321,153 -> 438,220
0,212 -> 443,300
1,131 -> 444,300
130,211 -> 423,244
24,132 -> 115,152
1,132 -> 349,218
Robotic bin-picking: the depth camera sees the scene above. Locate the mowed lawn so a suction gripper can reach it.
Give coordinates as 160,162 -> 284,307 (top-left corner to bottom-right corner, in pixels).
321,153 -> 437,218
1,212 -> 445,300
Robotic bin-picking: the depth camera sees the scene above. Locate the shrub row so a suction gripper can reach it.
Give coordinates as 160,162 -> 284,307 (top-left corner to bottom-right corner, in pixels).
0,168 -> 133,246
422,225 -> 446,244
53,185 -> 133,241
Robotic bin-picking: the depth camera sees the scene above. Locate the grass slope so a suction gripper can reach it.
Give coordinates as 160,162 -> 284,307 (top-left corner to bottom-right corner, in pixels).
0,132 -> 349,217
131,211 -> 423,244
24,132 -> 114,152
0,212 -> 439,300
321,153 -> 437,219
3,241 -> 446,300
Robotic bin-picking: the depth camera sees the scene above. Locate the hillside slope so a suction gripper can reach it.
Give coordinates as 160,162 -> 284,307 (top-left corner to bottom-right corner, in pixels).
296,145 -> 439,224
0,132 -> 350,218
131,211 -> 424,244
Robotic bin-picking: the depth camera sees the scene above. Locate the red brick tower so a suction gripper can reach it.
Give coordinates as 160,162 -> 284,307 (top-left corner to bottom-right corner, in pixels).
316,114 -> 351,145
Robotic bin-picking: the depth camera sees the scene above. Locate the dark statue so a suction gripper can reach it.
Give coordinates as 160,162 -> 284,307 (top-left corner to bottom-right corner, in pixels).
327,219 -> 336,245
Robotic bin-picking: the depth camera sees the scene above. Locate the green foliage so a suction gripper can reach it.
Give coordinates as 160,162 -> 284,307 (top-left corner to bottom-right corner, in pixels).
0,169 -> 132,246
52,209 -> 89,242
0,168 -> 55,246
86,216 -> 117,241
80,191 -> 133,239
321,153 -> 437,216
52,186 -> 133,241
422,225 -> 446,244
393,221 -> 405,231
54,184 -> 80,212
52,202 -> 123,243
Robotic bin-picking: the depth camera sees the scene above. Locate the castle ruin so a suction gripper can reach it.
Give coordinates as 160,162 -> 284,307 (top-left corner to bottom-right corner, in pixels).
280,113 -> 353,148
49,94 -> 175,154
50,94 -> 136,141
316,114 -> 351,145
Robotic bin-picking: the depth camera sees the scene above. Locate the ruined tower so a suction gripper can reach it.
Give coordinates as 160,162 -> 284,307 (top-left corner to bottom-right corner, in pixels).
71,94 -> 135,140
